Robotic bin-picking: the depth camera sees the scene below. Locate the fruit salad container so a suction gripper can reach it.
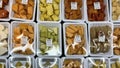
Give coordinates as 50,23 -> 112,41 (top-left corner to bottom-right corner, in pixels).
37,0 -> 61,23
88,22 -> 113,56
9,56 -> 34,68
10,21 -> 36,57
0,22 -> 10,57
37,23 -> 62,57
0,0 -> 10,21
63,22 -> 88,57
85,0 -> 109,22
10,0 -> 36,21
86,57 -> 109,68
0,58 -> 7,68
112,24 -> 120,56
109,57 -> 120,68
110,0 -> 120,22
61,57 -> 84,68
36,57 -> 60,68
62,0 -> 86,22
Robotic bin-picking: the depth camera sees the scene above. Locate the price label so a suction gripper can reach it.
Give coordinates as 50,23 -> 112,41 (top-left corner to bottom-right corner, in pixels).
46,0 -> 52,3
0,0 -> 2,8
21,36 -> 28,45
74,35 -> 81,43
46,39 -> 52,46
98,31 -> 105,42
99,35 -> 105,42
94,2 -> 101,9
71,2 -> 77,10
22,0 -> 28,4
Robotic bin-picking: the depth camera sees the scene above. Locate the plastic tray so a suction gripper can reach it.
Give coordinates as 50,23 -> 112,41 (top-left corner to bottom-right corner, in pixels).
36,57 -> 60,68
63,22 -> 88,57
10,21 -> 36,57
62,0 -> 86,22
10,0 -> 36,22
88,22 -> 113,56
37,0 -> 61,23
37,22 -> 62,57
85,0 -> 109,22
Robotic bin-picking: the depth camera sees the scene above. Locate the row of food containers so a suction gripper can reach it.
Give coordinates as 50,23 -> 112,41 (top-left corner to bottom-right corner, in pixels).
1,0 -> 120,22
0,21 -> 120,57
0,56 -> 120,68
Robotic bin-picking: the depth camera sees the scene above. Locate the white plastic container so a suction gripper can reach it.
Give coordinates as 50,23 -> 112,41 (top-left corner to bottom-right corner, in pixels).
109,57 -> 120,68
0,22 -> 10,57
37,0 -> 61,23
36,57 -> 60,68
61,57 -> 84,68
62,0 -> 86,22
10,21 -> 36,57
88,22 -> 113,56
85,0 -> 109,22
37,22 -> 62,57
9,56 -> 34,68
109,0 -> 120,22
63,22 -> 88,57
10,0 -> 36,22
86,57 -> 109,68
0,58 -> 8,68
0,0 -> 10,21
112,24 -> 120,56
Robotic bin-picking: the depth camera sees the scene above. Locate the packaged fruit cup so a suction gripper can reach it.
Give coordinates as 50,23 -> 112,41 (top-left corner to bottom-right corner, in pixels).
0,58 -> 7,68
63,23 -> 88,57
86,0 -> 109,22
37,0 -> 61,22
110,0 -> 120,22
112,24 -> 120,56
10,0 -> 36,21
37,23 -> 62,57
61,57 -> 84,68
36,57 -> 60,68
109,57 -> 120,68
0,22 -> 10,57
86,57 -> 109,68
10,21 -> 36,56
0,0 -> 10,21
9,56 -> 34,68
62,0 -> 85,22
89,22 -> 113,56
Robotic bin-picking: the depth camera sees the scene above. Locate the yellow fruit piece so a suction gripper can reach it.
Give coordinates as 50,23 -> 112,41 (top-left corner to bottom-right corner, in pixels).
46,4 -> 53,16
55,10 -> 59,16
52,14 -> 59,21
53,2 -> 59,10
12,3 -> 19,13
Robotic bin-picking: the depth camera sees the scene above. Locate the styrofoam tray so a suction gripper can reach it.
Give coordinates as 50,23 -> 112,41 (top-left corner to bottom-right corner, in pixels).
37,22 -> 62,57
0,22 -> 10,57
36,57 -> 60,68
62,0 -> 85,22
88,22 -> 113,56
85,0 -> 109,22
63,22 -> 88,57
9,56 -> 34,68
10,0 -> 36,22
10,21 -> 36,57
37,0 -> 61,23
